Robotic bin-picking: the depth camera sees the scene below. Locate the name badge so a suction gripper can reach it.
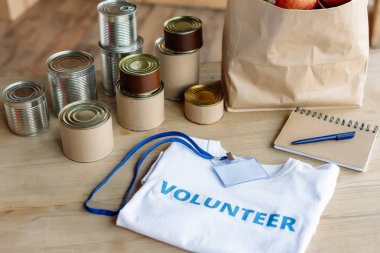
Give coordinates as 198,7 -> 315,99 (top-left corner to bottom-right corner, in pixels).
213,158 -> 269,187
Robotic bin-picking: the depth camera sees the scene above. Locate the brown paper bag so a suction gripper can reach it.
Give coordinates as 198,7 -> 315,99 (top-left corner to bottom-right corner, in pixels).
222,0 -> 369,111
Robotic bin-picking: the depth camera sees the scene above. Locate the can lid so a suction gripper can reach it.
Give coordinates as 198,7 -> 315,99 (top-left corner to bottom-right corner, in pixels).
97,0 -> 136,16
59,100 -> 111,130
164,16 -> 202,35
185,84 -> 224,107
119,53 -> 160,76
2,81 -> 46,108
46,50 -> 94,74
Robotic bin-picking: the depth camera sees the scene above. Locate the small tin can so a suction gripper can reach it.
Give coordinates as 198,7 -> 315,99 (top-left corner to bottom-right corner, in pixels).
119,53 -> 161,95
100,36 -> 144,97
155,36 -> 199,101
184,84 -> 224,125
59,100 -> 114,163
97,0 -> 138,48
163,16 -> 203,53
46,50 -> 98,116
2,81 -> 50,136
116,82 -> 165,131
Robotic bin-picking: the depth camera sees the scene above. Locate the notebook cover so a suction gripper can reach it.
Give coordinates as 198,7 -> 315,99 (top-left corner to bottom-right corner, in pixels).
274,109 -> 378,172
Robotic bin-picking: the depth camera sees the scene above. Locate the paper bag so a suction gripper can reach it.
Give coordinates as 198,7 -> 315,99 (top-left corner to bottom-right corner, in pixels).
222,0 -> 369,111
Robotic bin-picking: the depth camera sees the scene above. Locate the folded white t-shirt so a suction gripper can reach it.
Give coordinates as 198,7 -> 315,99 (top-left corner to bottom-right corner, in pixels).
117,137 -> 339,253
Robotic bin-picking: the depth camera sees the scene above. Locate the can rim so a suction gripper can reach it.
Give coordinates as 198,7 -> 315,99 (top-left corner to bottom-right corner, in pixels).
163,16 -> 202,35
97,0 -> 137,16
119,53 -> 160,76
2,81 -> 46,106
100,35 -> 144,54
116,82 -> 164,100
46,50 -> 94,75
59,100 -> 111,130
185,84 -> 224,107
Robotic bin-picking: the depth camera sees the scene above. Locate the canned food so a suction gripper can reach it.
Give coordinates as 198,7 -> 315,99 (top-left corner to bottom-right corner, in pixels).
163,16 -> 203,53
100,36 -> 144,96
184,84 -> 224,125
59,100 -> 114,163
46,50 -> 98,116
98,0 -> 138,48
2,81 -> 50,136
116,82 -> 165,131
119,53 -> 161,95
155,36 -> 199,101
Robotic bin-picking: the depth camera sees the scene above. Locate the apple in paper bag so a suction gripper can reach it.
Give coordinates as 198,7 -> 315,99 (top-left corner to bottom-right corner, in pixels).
276,0 -> 319,9
320,0 -> 351,8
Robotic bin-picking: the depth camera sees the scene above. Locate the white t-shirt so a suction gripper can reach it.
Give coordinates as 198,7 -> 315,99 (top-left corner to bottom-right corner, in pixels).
117,137 -> 339,253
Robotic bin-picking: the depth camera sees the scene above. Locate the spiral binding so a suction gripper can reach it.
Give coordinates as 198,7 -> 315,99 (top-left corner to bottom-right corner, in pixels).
295,107 -> 378,134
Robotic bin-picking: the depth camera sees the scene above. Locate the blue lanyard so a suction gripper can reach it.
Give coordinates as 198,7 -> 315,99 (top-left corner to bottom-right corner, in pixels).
84,131 -> 228,216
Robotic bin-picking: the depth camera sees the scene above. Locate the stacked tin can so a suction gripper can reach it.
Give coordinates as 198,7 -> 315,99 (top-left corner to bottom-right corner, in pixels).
97,0 -> 144,96
46,50 -> 98,117
116,53 -> 165,131
155,16 -> 203,101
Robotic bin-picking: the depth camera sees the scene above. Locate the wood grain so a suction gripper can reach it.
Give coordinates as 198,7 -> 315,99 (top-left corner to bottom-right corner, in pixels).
0,0 -> 225,78
134,0 -> 227,10
1,53 -> 380,252
0,0 -> 39,20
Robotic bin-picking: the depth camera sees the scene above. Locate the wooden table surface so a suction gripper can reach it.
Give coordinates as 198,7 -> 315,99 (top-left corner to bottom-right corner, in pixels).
1,56 -> 380,253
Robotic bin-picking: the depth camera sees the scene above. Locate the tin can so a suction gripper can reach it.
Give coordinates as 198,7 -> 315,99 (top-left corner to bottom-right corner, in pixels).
184,84 -> 224,125
155,36 -> 199,101
100,36 -> 144,97
119,53 -> 161,95
46,50 -> 98,116
59,100 -> 114,163
2,81 -> 50,136
163,16 -> 203,53
116,82 -> 165,131
98,0 -> 137,48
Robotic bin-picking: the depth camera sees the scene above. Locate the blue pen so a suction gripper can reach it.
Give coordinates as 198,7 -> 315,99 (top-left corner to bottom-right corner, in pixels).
291,131 -> 356,145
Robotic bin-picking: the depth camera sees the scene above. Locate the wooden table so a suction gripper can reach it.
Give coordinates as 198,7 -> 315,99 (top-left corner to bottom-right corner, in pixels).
1,55 -> 380,252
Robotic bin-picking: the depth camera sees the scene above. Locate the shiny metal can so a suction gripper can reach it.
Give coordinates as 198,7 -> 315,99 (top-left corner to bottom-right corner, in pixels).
118,53 -> 161,95
2,81 -> 50,136
98,0 -> 138,48
46,50 -> 97,116
100,36 -> 144,96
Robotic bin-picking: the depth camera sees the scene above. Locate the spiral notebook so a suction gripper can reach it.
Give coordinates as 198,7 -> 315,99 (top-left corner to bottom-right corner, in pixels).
274,108 -> 378,172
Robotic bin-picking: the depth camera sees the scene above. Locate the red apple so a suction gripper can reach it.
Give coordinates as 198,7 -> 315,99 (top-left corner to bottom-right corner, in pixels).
276,0 -> 319,10
320,0 -> 351,8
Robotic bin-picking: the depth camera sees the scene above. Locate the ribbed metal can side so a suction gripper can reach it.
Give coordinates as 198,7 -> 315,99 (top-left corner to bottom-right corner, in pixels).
2,81 -> 50,136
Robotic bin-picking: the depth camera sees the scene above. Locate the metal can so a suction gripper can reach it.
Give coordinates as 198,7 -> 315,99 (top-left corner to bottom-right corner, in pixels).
163,16 -> 203,53
119,53 -> 161,95
100,36 -> 144,97
116,82 -> 165,131
98,0 -> 138,48
59,100 -> 114,163
184,84 -> 224,125
2,81 -> 50,136
46,50 -> 98,116
155,36 -> 199,101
